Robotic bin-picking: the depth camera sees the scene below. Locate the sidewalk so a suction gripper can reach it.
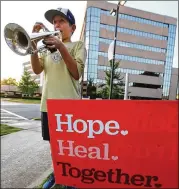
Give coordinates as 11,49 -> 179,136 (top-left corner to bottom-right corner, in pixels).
1,120 -> 52,188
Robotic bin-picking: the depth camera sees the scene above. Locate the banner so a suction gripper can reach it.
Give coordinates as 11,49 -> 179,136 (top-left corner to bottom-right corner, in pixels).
47,100 -> 178,188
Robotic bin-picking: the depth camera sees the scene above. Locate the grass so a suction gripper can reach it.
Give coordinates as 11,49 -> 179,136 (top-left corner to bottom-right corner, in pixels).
32,118 -> 41,121
0,124 -> 23,136
37,173 -> 65,189
1,98 -> 41,104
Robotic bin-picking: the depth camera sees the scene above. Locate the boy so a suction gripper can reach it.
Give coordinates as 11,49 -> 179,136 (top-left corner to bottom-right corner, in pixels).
31,7 -> 86,189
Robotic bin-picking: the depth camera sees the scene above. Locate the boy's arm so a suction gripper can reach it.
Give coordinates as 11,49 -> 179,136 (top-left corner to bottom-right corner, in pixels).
30,43 -> 44,75
58,43 -> 79,80
44,37 -> 86,80
30,23 -> 47,75
58,41 -> 86,80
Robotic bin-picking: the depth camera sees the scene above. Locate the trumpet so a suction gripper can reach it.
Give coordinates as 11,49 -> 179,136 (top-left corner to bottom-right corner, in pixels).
4,23 -> 61,56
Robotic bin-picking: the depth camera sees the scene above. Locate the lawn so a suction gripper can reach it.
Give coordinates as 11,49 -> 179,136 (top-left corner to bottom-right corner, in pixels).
1,98 -> 41,104
0,124 -> 23,136
32,118 -> 41,121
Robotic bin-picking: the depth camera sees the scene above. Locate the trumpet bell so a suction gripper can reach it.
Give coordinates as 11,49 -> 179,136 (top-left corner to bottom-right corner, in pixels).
4,23 -> 60,56
4,23 -> 31,56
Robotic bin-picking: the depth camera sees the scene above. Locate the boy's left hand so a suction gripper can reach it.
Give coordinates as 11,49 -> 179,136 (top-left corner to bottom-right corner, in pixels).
43,36 -> 62,50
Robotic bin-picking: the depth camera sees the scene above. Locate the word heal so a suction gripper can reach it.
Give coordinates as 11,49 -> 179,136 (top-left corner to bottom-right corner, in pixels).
58,140 -> 111,160
55,114 -> 120,139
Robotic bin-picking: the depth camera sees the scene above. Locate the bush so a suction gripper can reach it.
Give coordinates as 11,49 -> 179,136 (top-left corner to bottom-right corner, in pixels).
22,96 -> 41,100
1,95 -> 41,100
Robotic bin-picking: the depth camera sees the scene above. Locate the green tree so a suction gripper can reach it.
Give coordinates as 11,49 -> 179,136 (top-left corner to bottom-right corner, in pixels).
1,77 -> 18,86
87,78 -> 97,99
18,69 -> 39,96
97,60 -> 125,99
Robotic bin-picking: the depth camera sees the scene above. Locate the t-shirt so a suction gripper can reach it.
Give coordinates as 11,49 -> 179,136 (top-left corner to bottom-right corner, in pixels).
38,41 -> 86,112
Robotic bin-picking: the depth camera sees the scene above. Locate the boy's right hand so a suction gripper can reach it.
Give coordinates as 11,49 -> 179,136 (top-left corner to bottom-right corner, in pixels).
32,22 -> 46,33
32,22 -> 47,45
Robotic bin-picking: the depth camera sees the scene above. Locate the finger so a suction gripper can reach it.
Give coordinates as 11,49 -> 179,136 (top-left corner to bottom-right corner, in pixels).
44,38 -> 55,43
44,36 -> 54,41
45,36 -> 55,39
47,45 -> 56,49
32,24 -> 42,33
35,22 -> 44,26
44,40 -> 54,45
36,22 -> 47,28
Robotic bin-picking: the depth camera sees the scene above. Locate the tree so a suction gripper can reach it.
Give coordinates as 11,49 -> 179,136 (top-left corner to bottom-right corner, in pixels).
87,78 -> 97,99
1,77 -> 18,86
18,69 -> 39,96
97,60 -> 125,99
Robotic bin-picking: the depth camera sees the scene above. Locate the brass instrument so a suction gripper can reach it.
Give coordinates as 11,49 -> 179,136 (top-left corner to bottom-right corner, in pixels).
4,23 -> 61,56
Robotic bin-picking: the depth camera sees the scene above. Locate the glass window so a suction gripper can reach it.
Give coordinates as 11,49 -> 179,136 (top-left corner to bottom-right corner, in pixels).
91,8 -> 95,16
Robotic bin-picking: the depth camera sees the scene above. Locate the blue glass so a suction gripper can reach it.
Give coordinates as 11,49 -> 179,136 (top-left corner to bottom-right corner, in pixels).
85,7 -> 101,81
86,16 -> 90,22
87,7 -> 91,17
86,22 -> 90,31
162,24 -> 177,97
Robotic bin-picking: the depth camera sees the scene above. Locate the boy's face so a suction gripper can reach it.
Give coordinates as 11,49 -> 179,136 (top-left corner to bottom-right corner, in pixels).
53,15 -> 76,41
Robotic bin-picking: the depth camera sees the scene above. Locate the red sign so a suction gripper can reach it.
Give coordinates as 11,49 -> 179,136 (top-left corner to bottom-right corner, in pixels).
47,100 -> 178,188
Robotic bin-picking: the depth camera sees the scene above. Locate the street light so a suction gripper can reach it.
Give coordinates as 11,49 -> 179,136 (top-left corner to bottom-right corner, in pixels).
109,0 -> 127,99
118,0 -> 127,6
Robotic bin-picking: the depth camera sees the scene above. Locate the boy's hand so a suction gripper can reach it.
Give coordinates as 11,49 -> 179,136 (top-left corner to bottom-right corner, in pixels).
43,36 -> 63,50
32,22 -> 47,45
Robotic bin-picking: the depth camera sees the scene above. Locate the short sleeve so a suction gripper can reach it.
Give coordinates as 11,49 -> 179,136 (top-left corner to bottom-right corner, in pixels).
74,41 -> 86,79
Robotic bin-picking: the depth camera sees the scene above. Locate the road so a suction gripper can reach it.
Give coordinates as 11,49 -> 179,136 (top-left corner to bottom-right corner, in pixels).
1,100 -> 40,120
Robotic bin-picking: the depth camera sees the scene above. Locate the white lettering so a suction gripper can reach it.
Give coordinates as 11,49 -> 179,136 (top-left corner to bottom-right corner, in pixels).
88,146 -> 101,159
74,146 -> 87,158
58,140 -> 75,157
87,120 -> 104,138
105,121 -> 120,136
103,143 -> 110,160
55,114 -> 73,132
57,140 -> 111,160
73,119 -> 88,134
55,114 -> 123,139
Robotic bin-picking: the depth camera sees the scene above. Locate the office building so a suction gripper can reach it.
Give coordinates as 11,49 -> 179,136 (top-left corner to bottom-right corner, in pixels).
80,1 -> 178,100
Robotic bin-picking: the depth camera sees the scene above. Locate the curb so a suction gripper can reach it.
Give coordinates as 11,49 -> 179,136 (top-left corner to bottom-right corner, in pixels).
26,167 -> 53,188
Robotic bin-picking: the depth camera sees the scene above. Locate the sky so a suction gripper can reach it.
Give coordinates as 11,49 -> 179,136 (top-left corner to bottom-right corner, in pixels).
1,1 -> 178,81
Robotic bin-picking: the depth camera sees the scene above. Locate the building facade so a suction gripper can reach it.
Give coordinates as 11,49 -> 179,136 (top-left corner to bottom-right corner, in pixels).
80,1 -> 178,100
169,67 -> 178,100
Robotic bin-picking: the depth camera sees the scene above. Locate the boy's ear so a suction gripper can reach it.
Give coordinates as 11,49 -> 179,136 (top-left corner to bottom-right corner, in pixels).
71,24 -> 76,33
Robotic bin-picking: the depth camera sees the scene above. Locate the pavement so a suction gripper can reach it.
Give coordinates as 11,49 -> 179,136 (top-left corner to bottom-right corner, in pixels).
1,120 -> 53,188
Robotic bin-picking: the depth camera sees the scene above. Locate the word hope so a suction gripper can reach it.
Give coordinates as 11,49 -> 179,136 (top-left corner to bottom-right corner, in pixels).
55,114 -> 125,139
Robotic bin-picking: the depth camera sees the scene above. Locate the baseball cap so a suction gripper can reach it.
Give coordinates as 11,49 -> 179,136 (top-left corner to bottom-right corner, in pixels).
44,7 -> 75,25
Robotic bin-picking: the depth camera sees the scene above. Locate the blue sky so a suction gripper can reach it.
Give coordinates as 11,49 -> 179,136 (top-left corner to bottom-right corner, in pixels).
1,1 -> 178,81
